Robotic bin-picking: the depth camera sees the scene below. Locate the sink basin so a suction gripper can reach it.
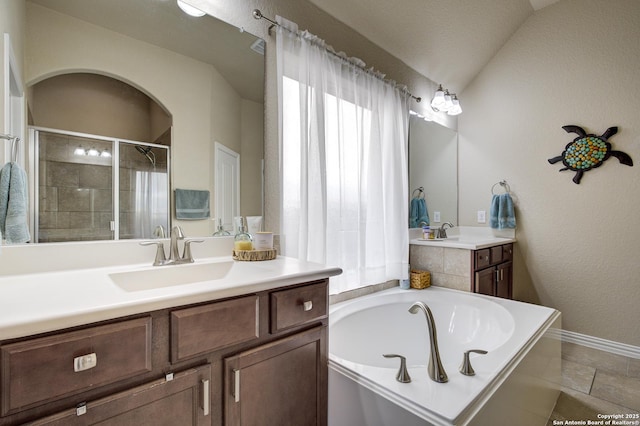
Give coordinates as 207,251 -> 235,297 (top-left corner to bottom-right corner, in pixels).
109,261 -> 235,292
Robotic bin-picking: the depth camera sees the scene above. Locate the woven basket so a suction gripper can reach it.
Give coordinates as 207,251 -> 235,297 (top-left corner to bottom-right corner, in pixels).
233,249 -> 277,261
410,270 -> 431,289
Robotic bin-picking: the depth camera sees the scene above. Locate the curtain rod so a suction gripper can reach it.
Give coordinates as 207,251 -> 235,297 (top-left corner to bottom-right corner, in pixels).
252,9 -> 422,103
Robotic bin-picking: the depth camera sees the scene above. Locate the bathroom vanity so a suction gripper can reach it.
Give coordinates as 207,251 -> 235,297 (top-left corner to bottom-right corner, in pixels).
410,227 -> 516,299
0,245 -> 340,426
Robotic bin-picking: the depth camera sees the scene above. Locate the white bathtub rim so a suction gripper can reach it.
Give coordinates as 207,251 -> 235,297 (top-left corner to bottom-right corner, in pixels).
329,287 -> 561,425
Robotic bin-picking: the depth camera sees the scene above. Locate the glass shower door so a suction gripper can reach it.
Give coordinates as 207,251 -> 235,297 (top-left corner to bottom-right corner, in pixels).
37,132 -> 114,242
119,142 -> 169,239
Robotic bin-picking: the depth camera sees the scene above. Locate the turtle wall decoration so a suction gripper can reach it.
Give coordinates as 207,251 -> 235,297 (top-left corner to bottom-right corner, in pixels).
548,125 -> 633,184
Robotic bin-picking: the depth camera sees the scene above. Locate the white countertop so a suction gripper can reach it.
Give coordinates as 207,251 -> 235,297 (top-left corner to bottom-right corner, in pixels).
0,256 -> 342,341
409,226 -> 516,249
410,236 -> 515,250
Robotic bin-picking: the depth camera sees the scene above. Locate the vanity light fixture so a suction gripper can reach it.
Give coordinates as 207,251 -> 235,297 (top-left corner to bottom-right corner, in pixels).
100,149 -> 112,158
177,0 -> 206,17
87,148 -> 100,157
74,146 -> 86,156
430,84 -> 462,116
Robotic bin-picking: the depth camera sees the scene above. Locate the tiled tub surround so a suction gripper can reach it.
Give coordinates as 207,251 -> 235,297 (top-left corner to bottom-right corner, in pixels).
409,226 -> 516,292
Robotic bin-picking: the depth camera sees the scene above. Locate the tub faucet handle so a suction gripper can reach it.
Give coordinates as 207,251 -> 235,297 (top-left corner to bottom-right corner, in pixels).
383,354 -> 411,383
459,349 -> 488,376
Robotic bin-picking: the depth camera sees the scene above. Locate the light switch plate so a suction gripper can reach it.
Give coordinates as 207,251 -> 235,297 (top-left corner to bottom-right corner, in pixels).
477,210 -> 486,223
433,211 -> 441,222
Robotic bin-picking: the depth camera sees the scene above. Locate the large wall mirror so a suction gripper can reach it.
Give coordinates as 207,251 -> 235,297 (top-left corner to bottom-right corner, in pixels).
408,116 -> 458,228
9,0 -> 265,243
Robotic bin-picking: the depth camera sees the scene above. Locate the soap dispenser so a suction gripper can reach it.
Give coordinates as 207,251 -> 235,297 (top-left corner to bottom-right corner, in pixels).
212,218 -> 231,237
234,217 -> 253,250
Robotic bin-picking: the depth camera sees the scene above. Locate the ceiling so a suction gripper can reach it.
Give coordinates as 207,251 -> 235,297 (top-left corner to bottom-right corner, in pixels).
28,0 -> 265,102
308,0 -> 561,94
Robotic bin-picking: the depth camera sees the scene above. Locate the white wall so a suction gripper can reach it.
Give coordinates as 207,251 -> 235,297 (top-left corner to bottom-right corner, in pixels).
459,0 -> 640,346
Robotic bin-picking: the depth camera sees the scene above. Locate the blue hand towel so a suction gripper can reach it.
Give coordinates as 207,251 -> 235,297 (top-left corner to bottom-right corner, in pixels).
490,193 -> 516,230
0,162 -> 31,243
175,189 -> 210,220
409,197 -> 430,228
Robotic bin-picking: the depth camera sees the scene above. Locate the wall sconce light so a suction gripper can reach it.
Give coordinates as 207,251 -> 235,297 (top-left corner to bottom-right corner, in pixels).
177,0 -> 206,17
430,84 -> 462,116
74,146 -> 87,156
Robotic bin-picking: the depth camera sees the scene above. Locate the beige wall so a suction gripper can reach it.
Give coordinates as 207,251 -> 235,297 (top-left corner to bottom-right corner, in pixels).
459,0 -> 640,346
240,99 -> 264,217
30,73 -> 164,142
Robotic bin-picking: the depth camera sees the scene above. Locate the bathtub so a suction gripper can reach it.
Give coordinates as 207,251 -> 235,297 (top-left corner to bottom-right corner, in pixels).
328,287 -> 561,426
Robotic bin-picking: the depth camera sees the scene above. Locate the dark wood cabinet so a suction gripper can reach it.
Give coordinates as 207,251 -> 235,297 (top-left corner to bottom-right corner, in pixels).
29,365 -> 211,426
224,327 -> 326,426
0,279 -> 329,426
471,243 -> 513,299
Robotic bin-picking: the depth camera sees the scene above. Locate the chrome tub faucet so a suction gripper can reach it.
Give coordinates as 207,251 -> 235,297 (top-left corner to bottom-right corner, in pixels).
408,301 -> 448,383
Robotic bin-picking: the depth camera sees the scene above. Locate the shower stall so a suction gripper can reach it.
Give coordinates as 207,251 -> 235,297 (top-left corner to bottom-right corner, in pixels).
30,127 -> 170,243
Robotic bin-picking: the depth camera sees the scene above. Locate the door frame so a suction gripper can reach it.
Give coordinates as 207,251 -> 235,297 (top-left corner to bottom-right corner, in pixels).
213,141 -> 240,232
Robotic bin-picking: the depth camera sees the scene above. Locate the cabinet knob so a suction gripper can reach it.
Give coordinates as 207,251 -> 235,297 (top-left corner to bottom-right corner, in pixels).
303,301 -> 313,311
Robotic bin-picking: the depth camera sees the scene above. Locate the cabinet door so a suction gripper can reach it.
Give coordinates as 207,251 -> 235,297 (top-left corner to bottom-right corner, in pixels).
496,261 -> 513,299
224,327 -> 327,426
30,365 -> 212,426
474,267 -> 496,296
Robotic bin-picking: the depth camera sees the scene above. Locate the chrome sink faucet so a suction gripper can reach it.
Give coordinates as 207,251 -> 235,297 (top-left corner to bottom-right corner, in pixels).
408,301 -> 448,383
169,226 -> 185,262
437,222 -> 454,239
140,226 -> 203,266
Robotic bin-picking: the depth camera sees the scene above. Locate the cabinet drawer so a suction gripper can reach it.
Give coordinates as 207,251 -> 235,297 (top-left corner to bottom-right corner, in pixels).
171,295 -> 259,362
270,281 -> 328,333
502,243 -> 513,262
0,317 -> 152,415
474,249 -> 491,270
490,246 -> 504,265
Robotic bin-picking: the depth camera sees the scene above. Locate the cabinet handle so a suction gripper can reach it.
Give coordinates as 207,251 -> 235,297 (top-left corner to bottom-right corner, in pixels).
201,379 -> 210,416
74,353 -> 97,372
233,369 -> 240,403
495,270 -> 500,283
303,300 -> 313,311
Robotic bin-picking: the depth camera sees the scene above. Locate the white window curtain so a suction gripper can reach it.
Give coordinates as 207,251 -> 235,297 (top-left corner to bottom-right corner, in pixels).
276,16 -> 410,294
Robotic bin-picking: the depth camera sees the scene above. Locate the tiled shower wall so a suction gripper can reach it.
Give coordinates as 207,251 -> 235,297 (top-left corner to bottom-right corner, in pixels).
37,131 -> 167,242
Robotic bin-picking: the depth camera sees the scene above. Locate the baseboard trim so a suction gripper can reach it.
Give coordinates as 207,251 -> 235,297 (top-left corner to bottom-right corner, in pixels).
561,330 -> 640,359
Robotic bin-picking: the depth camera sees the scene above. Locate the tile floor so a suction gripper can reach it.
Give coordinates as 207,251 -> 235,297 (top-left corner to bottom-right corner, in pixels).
547,342 -> 640,424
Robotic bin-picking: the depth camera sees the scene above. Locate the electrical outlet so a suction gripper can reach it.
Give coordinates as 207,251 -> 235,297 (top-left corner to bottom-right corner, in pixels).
477,210 -> 486,223
433,211 -> 441,222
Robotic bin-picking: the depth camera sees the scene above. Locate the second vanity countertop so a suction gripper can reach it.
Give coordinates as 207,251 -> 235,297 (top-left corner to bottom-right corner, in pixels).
0,256 -> 342,341
409,226 -> 516,250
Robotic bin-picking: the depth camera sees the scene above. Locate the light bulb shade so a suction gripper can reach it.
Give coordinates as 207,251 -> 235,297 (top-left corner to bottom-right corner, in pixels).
100,150 -> 112,158
87,148 -> 100,157
430,89 -> 446,110
448,97 -> 462,116
74,147 -> 86,156
442,92 -> 454,111
177,0 -> 206,17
